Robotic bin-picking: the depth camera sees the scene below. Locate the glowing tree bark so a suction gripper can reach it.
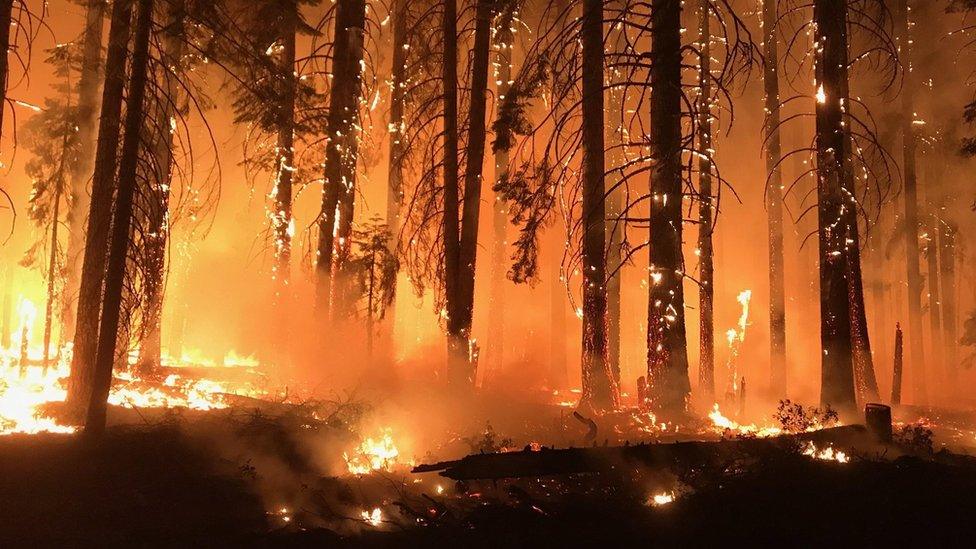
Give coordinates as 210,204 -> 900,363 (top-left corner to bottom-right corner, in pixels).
894,0 -> 925,403
86,0 -> 154,435
63,0 -> 107,339
813,0 -> 856,412
487,6 -> 515,384
66,0 -> 132,413
763,0 -> 786,396
273,4 -> 298,300
696,0 -> 715,399
647,0 -> 690,414
579,0 -> 617,410
0,0 -> 12,140
136,1 -> 185,373
316,0 -> 367,318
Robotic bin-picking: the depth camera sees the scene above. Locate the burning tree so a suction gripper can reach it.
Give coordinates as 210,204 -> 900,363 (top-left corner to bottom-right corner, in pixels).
775,0 -> 898,411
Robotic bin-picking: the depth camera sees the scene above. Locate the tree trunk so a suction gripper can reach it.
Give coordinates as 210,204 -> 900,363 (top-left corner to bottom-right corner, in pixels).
487,9 -> 514,386
647,0 -> 690,414
891,323 -> 903,404
442,0 -> 492,386
63,0 -> 107,340
43,184 -> 63,369
0,0 -> 13,141
66,0 -> 133,414
762,0 -> 786,397
85,0 -> 155,436
316,0 -> 367,318
549,230 -> 568,389
272,5 -> 298,302
578,0 -> 617,410
606,12 -> 626,390
137,0 -> 184,374
939,222 -> 957,389
924,210 -> 942,383
385,0 -> 408,334
696,0 -> 715,400
440,0 -> 463,381
894,0 -> 925,404
813,0 -> 856,413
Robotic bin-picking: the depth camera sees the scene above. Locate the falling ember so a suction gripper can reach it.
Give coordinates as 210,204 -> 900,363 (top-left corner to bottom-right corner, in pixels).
802,441 -> 849,463
361,508 -> 383,526
344,429 -> 401,475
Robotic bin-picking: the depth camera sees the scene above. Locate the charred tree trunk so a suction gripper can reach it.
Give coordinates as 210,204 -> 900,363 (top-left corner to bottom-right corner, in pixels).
647,0 -> 690,414
86,0 -> 154,436
894,0 -> 925,403
385,0 -> 408,331
137,1 -> 184,374
63,0 -> 107,340
813,0 -> 856,413
892,323 -> 903,404
579,0 -> 617,410
42,184 -> 63,368
66,0 -> 133,414
0,0 -> 13,141
696,0 -> 715,399
763,0 -> 786,397
316,0 -> 367,318
487,10 -> 514,385
273,5 -> 298,302
441,0 -> 492,386
606,11 -> 626,389
441,0 -> 463,381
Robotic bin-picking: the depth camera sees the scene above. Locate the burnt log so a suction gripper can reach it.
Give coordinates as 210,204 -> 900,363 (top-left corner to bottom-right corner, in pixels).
414,424 -> 876,481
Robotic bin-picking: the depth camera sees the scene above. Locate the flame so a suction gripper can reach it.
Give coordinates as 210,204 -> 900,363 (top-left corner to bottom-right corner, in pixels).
0,337 -> 267,435
361,507 -> 383,526
802,441 -> 849,463
344,429 -> 401,475
708,404 -> 783,438
816,84 -> 826,104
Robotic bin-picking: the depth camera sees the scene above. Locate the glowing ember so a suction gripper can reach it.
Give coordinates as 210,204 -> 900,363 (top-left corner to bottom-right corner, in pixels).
344,429 -> 401,475
649,492 -> 674,506
802,441 -> 849,463
361,507 -> 383,526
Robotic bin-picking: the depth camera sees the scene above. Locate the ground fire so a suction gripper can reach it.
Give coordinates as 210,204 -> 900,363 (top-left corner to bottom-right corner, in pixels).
0,0 -> 974,546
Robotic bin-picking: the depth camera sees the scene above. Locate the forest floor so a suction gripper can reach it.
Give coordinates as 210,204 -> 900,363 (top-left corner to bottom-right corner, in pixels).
1,401 -> 976,547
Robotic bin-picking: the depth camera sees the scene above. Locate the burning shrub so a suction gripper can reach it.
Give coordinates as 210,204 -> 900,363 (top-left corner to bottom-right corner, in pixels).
773,400 -> 839,433
894,422 -> 934,455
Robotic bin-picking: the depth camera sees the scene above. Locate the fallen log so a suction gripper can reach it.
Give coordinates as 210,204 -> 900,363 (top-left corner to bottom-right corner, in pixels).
414,424 -> 879,480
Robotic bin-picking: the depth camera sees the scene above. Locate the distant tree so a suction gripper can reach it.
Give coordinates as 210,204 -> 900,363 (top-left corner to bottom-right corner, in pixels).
20,45 -> 84,367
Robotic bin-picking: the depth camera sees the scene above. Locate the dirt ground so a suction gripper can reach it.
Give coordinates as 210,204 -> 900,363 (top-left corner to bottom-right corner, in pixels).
2,405 -> 976,547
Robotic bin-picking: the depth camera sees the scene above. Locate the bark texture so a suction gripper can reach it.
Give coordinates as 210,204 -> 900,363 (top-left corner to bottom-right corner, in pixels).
647,0 -> 690,414
86,0 -> 155,435
66,0 -> 133,413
